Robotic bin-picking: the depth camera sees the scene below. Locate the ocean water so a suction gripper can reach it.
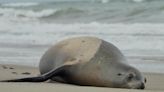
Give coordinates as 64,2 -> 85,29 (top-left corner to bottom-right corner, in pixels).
0,0 -> 164,73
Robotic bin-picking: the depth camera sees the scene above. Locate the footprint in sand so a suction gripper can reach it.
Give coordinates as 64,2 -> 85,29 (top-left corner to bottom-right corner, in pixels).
2,65 -> 8,69
1,65 -> 14,70
9,67 -> 14,69
21,72 -> 31,75
12,72 -> 18,75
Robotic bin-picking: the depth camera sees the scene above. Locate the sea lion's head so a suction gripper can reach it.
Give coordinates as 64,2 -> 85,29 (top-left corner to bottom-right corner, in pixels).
104,63 -> 146,89
112,64 -> 146,89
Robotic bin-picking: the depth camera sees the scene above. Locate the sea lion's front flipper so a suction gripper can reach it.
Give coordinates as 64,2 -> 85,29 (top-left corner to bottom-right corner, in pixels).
0,65 -> 71,82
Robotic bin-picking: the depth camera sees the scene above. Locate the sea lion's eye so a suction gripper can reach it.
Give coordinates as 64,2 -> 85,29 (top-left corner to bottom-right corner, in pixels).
117,73 -> 122,76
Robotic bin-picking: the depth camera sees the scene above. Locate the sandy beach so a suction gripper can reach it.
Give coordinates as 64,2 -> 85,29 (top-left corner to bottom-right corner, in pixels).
0,0 -> 164,92
0,64 -> 163,92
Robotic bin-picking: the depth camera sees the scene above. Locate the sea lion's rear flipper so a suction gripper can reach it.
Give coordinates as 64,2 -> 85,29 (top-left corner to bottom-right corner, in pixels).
0,65 -> 70,82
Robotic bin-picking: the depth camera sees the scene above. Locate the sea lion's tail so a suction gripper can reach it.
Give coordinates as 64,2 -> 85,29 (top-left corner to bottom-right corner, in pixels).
0,65 -> 69,82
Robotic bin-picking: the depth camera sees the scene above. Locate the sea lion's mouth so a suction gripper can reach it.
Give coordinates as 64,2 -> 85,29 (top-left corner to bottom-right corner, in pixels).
139,82 -> 145,89
135,82 -> 145,89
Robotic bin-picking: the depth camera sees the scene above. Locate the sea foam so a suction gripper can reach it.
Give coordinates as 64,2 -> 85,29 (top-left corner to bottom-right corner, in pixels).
0,8 -> 56,18
2,2 -> 39,7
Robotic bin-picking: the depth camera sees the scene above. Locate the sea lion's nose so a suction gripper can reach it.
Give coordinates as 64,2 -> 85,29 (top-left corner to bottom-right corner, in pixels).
140,82 -> 145,89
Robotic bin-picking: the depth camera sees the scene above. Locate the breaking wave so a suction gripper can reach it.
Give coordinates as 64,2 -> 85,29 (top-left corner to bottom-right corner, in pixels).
0,7 -> 85,22
1,2 -> 39,7
0,8 -> 55,18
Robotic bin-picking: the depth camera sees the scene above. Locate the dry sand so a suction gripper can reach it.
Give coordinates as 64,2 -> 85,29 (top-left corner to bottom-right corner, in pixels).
0,64 -> 163,92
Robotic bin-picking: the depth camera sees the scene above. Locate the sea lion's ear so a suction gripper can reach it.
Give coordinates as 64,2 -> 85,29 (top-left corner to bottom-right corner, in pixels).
127,73 -> 135,81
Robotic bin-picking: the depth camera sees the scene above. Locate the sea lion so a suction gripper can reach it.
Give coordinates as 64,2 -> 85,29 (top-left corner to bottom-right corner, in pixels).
1,36 -> 146,89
